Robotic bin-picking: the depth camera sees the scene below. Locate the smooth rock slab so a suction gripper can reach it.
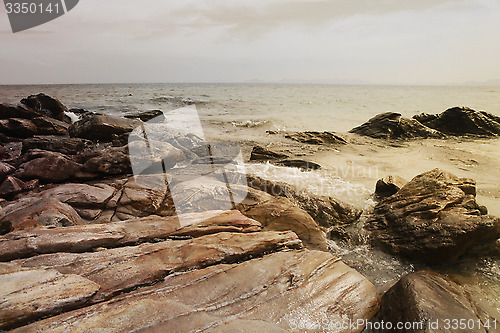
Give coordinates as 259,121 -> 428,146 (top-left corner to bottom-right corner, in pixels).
0,210 -> 262,261
13,230 -> 302,302
0,266 -> 100,331
12,250 -> 380,333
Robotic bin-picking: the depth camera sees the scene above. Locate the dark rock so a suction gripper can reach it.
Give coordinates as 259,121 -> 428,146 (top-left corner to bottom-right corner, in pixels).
0,103 -> 44,120
15,150 -> 82,182
124,109 -> 164,122
0,176 -> 26,198
414,106 -> 500,136
30,116 -> 69,136
366,168 -> 500,264
12,249 -> 379,333
375,271 -> 496,333
80,146 -> 132,176
20,93 -> 69,122
0,145 -> 5,158
285,131 -> 348,144
250,145 -> 289,161
22,136 -> 92,155
375,175 -> 408,199
350,112 -> 445,139
0,118 -> 38,138
69,113 -> 140,141
274,159 -> 321,170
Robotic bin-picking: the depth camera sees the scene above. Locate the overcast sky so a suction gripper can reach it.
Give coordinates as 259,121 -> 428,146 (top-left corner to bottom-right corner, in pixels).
1,0 -> 500,85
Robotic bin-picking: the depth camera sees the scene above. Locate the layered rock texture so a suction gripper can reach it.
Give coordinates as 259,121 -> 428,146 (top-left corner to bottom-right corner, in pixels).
366,169 -> 500,264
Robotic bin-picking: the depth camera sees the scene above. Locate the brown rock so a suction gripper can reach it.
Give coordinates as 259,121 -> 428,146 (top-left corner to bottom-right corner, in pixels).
0,103 -> 46,120
0,266 -> 99,331
0,176 -> 26,198
366,169 -> 500,263
0,197 -> 83,234
0,162 -> 16,181
375,271 -> 496,333
238,186 -> 328,251
14,231 -> 302,302
0,118 -> 38,138
16,150 -> 82,182
30,116 -> 69,136
13,250 -> 379,333
0,210 -> 261,261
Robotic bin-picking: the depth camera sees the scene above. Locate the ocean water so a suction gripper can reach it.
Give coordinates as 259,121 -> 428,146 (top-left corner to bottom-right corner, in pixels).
1,83 -> 499,296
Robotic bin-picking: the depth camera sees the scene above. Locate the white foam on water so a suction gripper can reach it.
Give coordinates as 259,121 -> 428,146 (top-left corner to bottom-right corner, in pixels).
246,162 -> 375,209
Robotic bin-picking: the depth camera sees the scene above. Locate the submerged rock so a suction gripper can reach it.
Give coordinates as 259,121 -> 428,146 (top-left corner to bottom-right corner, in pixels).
124,109 -> 164,122
375,270 -> 498,333
274,159 -> 321,170
350,112 -> 445,139
285,131 -> 348,145
249,145 -> 289,161
366,169 -> 500,264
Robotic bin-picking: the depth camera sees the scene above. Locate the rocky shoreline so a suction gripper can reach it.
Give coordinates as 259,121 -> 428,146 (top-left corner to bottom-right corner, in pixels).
1,94 -> 499,332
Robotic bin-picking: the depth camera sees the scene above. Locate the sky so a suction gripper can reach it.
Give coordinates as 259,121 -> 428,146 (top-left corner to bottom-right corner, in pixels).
1,0 -> 500,85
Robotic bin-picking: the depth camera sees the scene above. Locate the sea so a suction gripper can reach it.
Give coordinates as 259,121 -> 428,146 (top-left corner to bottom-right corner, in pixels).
1,83 -> 499,305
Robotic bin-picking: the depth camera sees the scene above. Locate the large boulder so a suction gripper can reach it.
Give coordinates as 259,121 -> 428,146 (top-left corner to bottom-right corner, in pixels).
350,112 -> 445,139
0,118 -> 38,138
0,196 -> 83,234
69,113 -> 140,141
366,169 -> 500,264
414,107 -> 500,136
0,103 -> 44,120
15,150 -> 82,182
20,93 -> 69,122
375,270 -> 499,333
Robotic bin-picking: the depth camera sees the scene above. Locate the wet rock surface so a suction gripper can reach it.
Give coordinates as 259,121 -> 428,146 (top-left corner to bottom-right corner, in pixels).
366,168 -> 500,264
